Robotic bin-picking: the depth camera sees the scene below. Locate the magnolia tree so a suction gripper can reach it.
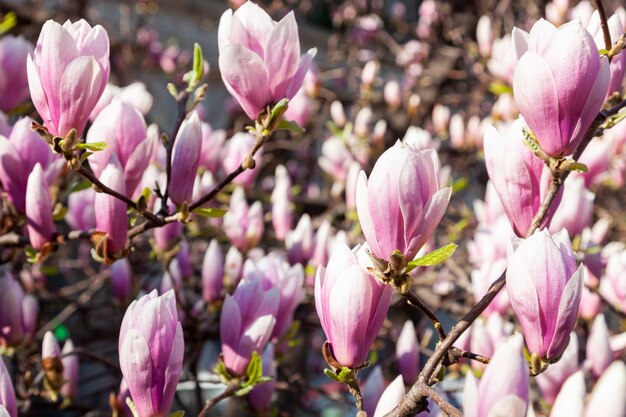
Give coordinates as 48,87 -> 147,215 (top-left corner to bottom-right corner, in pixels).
0,0 -> 625,416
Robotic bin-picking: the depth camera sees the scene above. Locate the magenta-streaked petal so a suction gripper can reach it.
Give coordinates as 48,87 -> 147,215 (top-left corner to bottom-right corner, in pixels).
567,56 -> 610,155
506,253 -> 543,355
511,27 -> 528,60
119,329 -> 155,417
231,1 -> 274,56
513,53 -> 562,155
355,171 -> 382,257
265,12 -> 300,96
159,323 -> 184,415
25,163 -> 54,249
27,55 -> 54,135
282,48 -> 317,100
527,19 -> 557,54
219,44 -> 271,120
58,56 -> 104,137
327,265 -> 373,367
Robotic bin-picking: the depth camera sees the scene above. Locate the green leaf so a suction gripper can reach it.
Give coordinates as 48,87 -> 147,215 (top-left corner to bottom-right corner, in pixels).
325,121 -> 343,137
52,206 -> 67,222
0,12 -> 17,35
80,151 -> 93,163
192,207 -> 227,218
275,119 -> 304,134
39,265 -> 60,275
451,177 -> 468,193
167,83 -> 178,98
75,141 -> 108,152
405,243 -> 458,273
25,246 -> 36,259
235,384 -> 255,397
488,81 -> 513,96
567,162 -> 589,173
244,351 -> 263,387
193,43 -> 203,85
323,368 -> 341,382
267,98 -> 290,128
70,180 -> 92,194
169,411 -> 185,417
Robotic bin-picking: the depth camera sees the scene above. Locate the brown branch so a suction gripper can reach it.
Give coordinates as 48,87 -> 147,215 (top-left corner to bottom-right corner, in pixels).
188,164 -> 246,211
383,99 -> 626,417
0,229 -> 93,248
197,382 -> 238,417
76,165 -> 161,224
402,290 -> 447,340
593,0 -> 612,53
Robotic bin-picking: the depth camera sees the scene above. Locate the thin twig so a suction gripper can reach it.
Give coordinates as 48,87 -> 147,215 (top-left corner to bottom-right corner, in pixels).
593,0 -> 612,53
76,166 -> 161,224
402,290 -> 447,340
188,165 -> 245,211
197,382 -> 238,417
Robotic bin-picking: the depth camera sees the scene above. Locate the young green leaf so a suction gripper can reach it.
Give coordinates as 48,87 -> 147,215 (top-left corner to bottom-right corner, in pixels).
192,207 -> 227,218
275,119 -> 304,134
405,243 -> 458,273
75,142 -> 108,152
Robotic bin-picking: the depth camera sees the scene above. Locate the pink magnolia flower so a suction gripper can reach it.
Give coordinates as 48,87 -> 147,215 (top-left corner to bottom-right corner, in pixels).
87,99 -> 154,196
0,35 -> 34,112
286,214 -> 314,265
549,174 -> 594,237
220,279 -> 278,375
586,314 -> 613,379
584,361 -> 626,417
27,19 -> 110,137
476,15 -> 493,57
356,140 -> 451,263
169,112 -> 202,205
243,252 -> 304,339
373,375 -> 405,417
89,81 -> 153,121
202,240 -> 224,304
0,117 -> 61,213
221,132 -> 262,188
94,161 -> 128,255
513,19 -> 610,156
65,188 -> 96,231
25,163 -> 55,250
218,1 -> 316,120
0,357 -> 16,417
60,339 -> 79,400
0,272 -> 38,347
396,320 -> 419,384
110,259 -> 133,301
463,334 -> 529,417
506,229 -> 583,361
483,118 -> 560,237
362,366 -> 385,417
271,165 -> 292,241
314,243 -> 393,368
118,290 -> 184,417
223,187 -> 264,251
550,371 -> 585,417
